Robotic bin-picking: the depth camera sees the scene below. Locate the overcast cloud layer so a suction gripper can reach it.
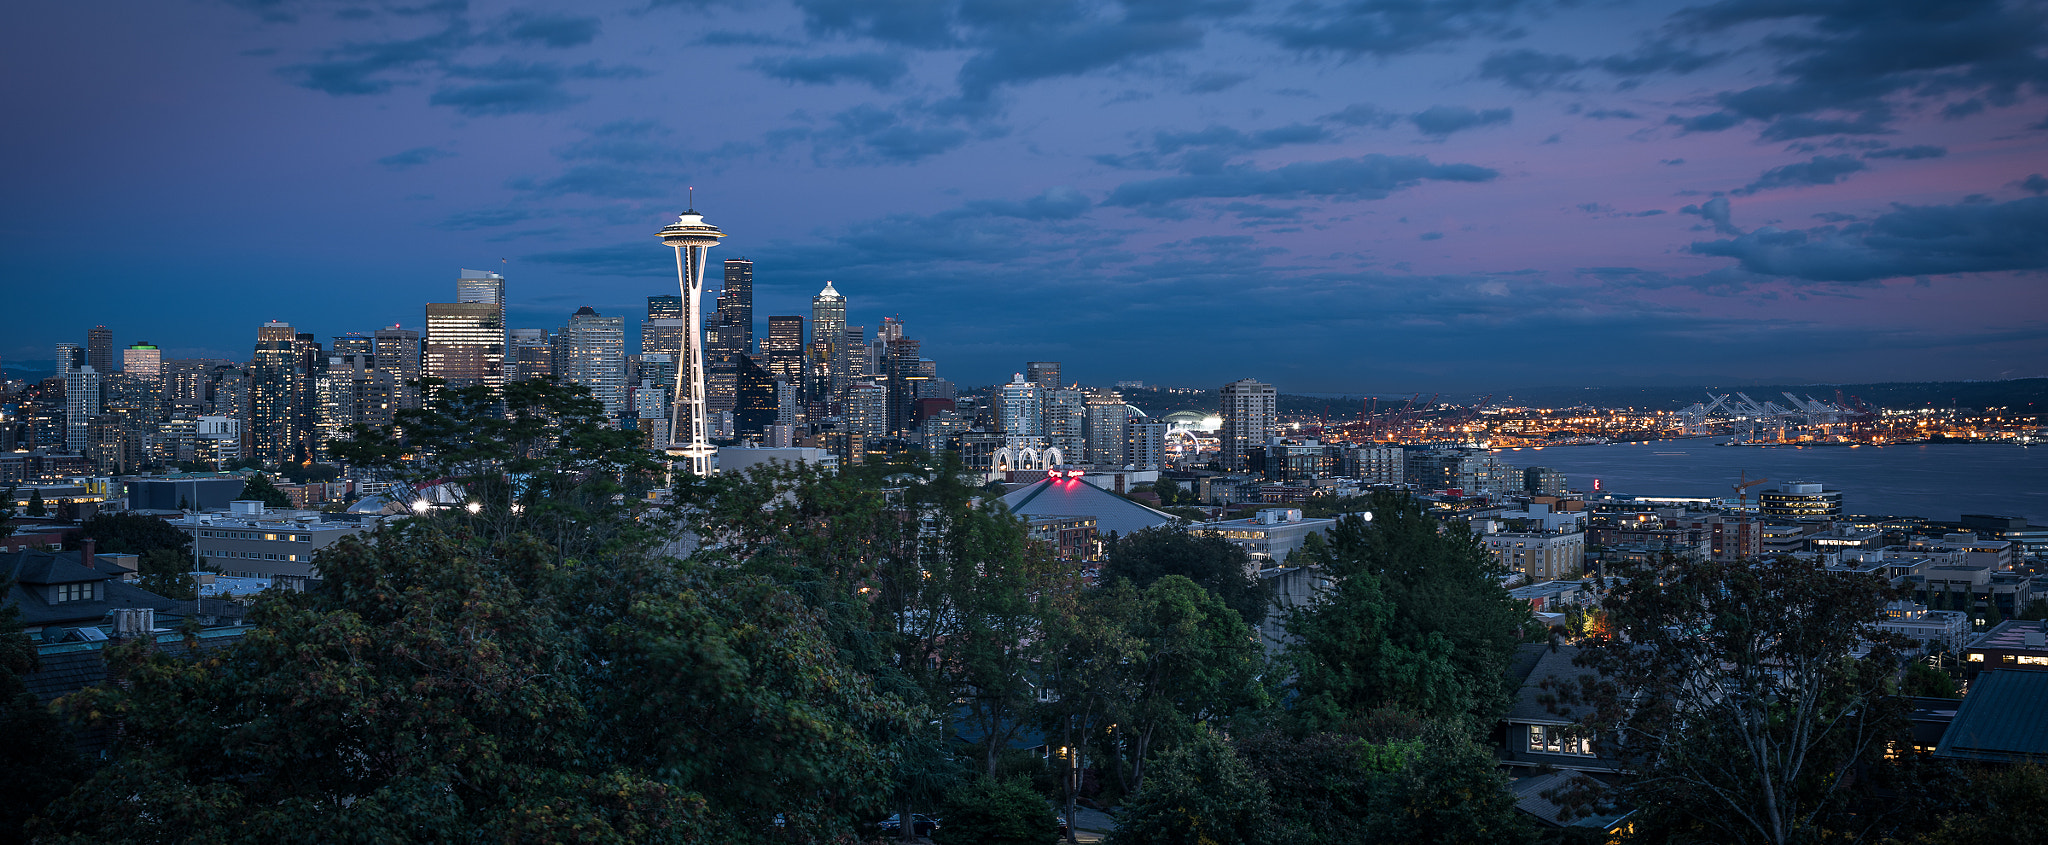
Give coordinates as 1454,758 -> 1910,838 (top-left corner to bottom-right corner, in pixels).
4,0 -> 2047,392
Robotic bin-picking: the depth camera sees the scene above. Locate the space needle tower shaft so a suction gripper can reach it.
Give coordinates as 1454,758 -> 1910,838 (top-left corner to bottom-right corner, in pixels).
657,198 -> 726,477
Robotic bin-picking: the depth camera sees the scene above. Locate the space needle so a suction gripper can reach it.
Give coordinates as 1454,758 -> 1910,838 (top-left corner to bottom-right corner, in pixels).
657,196 -> 725,477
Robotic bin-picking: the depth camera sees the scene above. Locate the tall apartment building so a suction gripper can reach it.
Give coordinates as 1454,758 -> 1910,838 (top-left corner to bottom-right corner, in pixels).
1126,419 -> 1167,470
846,382 -> 887,436
54,343 -> 83,374
559,307 -> 626,423
249,322 -> 302,465
1085,390 -> 1131,466
371,327 -> 421,420
997,374 -> 1042,448
62,367 -> 101,455
1219,378 -> 1276,472
1045,388 -> 1087,463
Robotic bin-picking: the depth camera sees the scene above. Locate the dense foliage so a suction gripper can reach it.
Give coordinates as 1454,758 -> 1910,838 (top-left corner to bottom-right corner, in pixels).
15,379 -> 2041,843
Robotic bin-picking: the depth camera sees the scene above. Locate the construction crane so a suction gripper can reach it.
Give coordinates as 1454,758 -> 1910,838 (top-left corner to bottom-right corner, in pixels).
1732,470 -> 1767,512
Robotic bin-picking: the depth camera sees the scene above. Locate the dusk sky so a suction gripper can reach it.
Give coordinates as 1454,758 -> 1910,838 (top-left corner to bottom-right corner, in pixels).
6,0 -> 2047,393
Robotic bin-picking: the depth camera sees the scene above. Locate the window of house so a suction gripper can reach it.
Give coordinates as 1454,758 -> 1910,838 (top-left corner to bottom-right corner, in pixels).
1968,653 -> 1984,662
1528,725 -> 1593,756
53,582 -> 97,603
2019,656 -> 2048,666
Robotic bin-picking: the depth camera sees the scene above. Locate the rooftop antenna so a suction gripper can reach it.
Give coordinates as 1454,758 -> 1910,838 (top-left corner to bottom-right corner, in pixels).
688,186 -> 695,212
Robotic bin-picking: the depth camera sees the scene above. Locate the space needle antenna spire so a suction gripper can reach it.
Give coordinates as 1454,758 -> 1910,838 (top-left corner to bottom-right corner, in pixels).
656,196 -> 726,478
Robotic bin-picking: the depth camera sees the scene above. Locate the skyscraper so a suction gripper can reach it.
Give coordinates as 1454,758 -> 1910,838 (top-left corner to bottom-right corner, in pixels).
507,328 -> 551,383
1085,389 -> 1132,466
1219,378 -> 1276,472
424,302 -> 505,391
657,207 -> 727,477
250,321 -> 302,465
719,258 -> 754,356
87,326 -> 113,376
1045,388 -> 1086,464
559,307 -> 626,423
997,374 -> 1042,448
122,342 -> 162,384
733,354 -> 778,436
885,337 -> 922,436
457,268 -> 506,309
63,366 -> 101,455
765,316 -> 805,393
810,281 -> 846,403
371,326 -> 421,421
53,343 -> 83,374
1026,362 -> 1061,393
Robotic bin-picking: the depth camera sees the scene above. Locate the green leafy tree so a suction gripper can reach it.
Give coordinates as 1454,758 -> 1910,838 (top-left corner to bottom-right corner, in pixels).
1152,478 -> 1182,506
1041,578 -> 1147,838
65,512 -> 199,600
1104,526 -> 1270,628
1109,726 -> 1272,845
932,777 -> 1058,845
1900,657 -> 1959,699
1559,554 -> 1911,845
1106,575 -> 1266,795
26,489 -> 45,518
0,575 -> 86,841
335,377 -> 667,563
1907,763 -> 2048,845
1363,724 -> 1533,845
1284,492 -> 1531,728
237,473 -> 292,509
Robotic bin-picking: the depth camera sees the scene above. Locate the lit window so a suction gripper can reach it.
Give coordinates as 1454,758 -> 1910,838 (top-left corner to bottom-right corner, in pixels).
2019,656 -> 2048,666
1528,725 -> 1593,756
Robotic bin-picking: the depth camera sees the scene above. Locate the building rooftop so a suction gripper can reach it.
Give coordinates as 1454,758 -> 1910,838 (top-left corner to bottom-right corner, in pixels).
1935,669 -> 2048,764
995,477 -> 1176,536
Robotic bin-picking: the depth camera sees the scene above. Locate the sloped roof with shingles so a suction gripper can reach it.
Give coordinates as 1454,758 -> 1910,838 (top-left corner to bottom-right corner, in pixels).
4,549 -> 189,631
1936,669 -> 2048,763
994,478 -> 1177,536
1506,645 -> 1596,724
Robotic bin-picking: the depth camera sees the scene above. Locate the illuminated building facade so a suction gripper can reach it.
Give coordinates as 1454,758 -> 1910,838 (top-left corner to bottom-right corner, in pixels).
559,307 -> 626,423
1760,482 -> 1843,520
1219,378 -> 1276,472
424,302 -> 505,390
249,321 -> 301,465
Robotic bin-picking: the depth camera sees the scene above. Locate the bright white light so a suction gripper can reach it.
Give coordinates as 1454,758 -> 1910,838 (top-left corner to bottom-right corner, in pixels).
411,500 -> 429,514
1362,511 -> 1373,522
465,502 -> 481,514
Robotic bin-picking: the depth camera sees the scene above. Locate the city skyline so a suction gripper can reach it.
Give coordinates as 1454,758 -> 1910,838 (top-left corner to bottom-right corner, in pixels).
6,0 -> 2048,391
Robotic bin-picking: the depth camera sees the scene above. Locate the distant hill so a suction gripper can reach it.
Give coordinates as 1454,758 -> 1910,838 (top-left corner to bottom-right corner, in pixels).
1099,379 -> 2046,418
1490,378 -> 2048,412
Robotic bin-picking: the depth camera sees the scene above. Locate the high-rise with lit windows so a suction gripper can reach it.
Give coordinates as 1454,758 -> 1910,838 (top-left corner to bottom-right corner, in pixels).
1219,378 -> 1276,472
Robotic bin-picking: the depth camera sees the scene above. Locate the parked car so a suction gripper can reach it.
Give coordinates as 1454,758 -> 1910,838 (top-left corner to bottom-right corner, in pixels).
877,814 -> 941,836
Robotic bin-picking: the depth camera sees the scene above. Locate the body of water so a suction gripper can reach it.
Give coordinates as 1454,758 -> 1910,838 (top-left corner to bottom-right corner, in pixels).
1500,438 -> 2047,524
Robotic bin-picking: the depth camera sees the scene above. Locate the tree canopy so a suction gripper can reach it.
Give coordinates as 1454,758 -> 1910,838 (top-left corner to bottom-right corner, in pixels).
1102,526 -> 1269,627
1558,554 -> 1911,845
1283,491 -> 1531,729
